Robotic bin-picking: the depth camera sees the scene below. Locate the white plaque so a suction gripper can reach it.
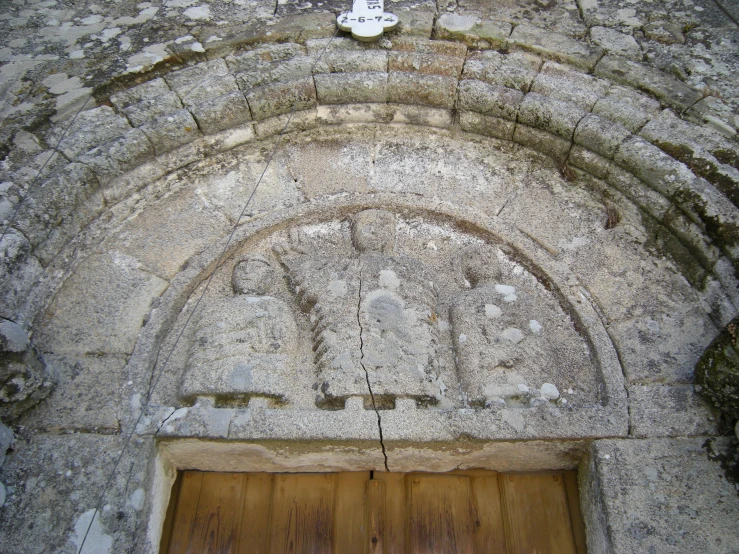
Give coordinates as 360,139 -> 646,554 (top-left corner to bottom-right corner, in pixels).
337,0 -> 399,42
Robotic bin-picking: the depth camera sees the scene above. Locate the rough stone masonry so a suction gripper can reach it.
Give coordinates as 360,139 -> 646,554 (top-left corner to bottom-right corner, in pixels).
0,0 -> 738,552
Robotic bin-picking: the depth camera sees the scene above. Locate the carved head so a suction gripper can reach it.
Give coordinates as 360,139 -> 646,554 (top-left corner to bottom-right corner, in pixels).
232,255 -> 275,295
351,209 -> 396,254
462,248 -> 502,287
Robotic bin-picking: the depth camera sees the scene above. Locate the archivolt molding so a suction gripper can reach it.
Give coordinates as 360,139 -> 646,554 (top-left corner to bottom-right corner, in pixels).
4,35 -> 739,327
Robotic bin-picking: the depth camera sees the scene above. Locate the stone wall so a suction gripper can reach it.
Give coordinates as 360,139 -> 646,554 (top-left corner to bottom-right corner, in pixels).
0,0 -> 738,552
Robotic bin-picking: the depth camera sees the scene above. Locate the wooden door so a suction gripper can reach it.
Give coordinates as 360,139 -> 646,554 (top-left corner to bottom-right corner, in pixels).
161,470 -> 586,554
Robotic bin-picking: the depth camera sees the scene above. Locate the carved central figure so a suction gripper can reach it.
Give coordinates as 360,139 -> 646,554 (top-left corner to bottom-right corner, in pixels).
279,209 -> 442,406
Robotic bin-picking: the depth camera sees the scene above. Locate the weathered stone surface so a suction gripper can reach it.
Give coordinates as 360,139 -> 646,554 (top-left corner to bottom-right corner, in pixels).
314,72 -> 388,105
387,71 -> 457,108
696,315 -> 739,418
457,80 -> 523,121
315,50 -> 388,74
0,434 -> 154,554
234,55 -> 316,90
18,354 -> 127,433
629,384 -> 719,438
568,145 -> 612,180
78,128 -> 155,185
518,92 -> 587,140
451,247 -> 600,407
462,50 -> 542,93
138,109 -> 201,155
0,320 -> 27,353
389,37 -> 467,58
13,163 -> 103,254
614,135 -> 696,198
605,164 -> 671,220
46,107 -> 132,160
253,109 -> 319,138
246,79 -> 317,120
277,210 -> 445,405
164,59 -> 236,105
685,96 -> 739,139
509,23 -> 604,70
0,420 -> 11,467
434,13 -> 511,49
574,113 -> 631,159
34,252 -> 168,357
459,111 -> 516,141
499,164 -> 608,256
225,43 -> 306,75
589,438 -> 739,553
592,85 -> 661,133
0,341 -> 53,422
531,62 -> 610,111
0,229 -> 43,320
182,257 -> 299,403
590,26 -> 642,61
513,125 -> 571,164
284,133 -> 374,198
113,82 -> 183,128
111,185 -> 232,280
640,110 -> 739,207
396,8 -> 436,37
188,91 -> 252,135
595,55 -> 703,112
388,51 -> 464,78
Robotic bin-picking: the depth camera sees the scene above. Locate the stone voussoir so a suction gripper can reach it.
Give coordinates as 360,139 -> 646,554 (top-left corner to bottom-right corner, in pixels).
457,79 -> 523,122
531,61 -> 610,112
462,50 -> 542,93
137,109 -> 201,155
314,72 -> 389,105
459,111 -> 516,141
246,79 -> 318,121
314,50 -> 388,74
513,125 -> 571,165
387,71 -> 457,109
188,90 -> 253,135
434,13 -> 512,50
518,91 -> 586,141
509,23 -> 604,71
77,128 -> 156,185
46,106 -> 132,161
573,113 -> 631,160
640,111 -> 739,207
613,134 -> 697,198
164,58 -> 236,106
595,55 -> 703,112
388,51 -> 464,78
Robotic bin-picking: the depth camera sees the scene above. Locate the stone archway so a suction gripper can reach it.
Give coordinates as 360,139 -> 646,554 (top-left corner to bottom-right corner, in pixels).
1,6 -> 738,552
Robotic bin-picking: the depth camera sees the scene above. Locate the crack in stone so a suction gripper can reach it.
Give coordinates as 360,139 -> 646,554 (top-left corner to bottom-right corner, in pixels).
357,270 -> 390,472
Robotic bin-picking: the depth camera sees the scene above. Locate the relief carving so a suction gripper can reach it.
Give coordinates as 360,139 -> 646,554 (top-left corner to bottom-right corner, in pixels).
451,248 -> 597,407
181,255 -> 298,403
278,209 -> 443,406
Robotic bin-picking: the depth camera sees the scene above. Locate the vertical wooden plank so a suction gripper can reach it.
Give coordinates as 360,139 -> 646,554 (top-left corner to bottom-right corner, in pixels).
188,472 -> 247,554
333,472 -> 369,554
365,479 -> 386,554
563,471 -> 588,554
238,473 -> 274,554
167,471 -> 204,554
268,473 -> 336,554
373,472 -> 406,554
407,474 -> 475,554
499,473 -> 577,554
468,473 -> 507,554
160,472 -> 184,554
